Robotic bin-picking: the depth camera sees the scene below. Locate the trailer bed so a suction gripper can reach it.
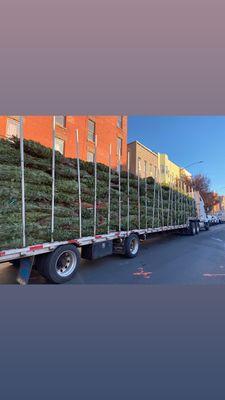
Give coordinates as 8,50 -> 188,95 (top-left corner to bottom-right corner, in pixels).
0,224 -> 189,264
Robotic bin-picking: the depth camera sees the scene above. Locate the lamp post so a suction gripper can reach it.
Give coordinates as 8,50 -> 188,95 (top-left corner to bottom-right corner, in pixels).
180,160 -> 204,182
180,161 -> 204,199
181,160 -> 204,172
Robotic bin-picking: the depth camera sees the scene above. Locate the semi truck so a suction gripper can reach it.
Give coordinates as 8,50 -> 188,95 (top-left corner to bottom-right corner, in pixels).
0,120 -> 209,284
193,191 -> 210,230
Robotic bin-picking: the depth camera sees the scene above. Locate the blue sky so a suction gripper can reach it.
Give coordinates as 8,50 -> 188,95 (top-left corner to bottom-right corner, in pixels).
128,116 -> 225,196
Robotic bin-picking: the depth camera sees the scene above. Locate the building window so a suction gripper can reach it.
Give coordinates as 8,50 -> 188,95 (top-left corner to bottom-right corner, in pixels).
117,116 -> 123,129
138,157 -> 142,175
55,137 -> 65,155
88,119 -> 96,142
144,161 -> 148,177
161,165 -> 165,174
55,116 -> 66,128
87,151 -> 94,162
6,118 -> 20,138
117,137 -> 123,157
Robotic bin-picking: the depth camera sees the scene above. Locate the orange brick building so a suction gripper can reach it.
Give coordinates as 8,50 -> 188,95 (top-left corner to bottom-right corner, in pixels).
0,115 -> 128,168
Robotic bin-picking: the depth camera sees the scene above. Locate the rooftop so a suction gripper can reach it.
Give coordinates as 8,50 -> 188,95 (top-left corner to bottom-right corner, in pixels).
128,140 -> 158,156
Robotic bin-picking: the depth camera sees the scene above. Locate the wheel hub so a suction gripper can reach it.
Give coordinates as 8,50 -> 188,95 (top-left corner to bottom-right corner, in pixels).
56,251 -> 77,277
130,238 -> 138,255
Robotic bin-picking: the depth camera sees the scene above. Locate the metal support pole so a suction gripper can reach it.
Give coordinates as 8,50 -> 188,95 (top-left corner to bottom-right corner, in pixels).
107,144 -> 112,234
157,168 -> 160,227
127,152 -> 130,233
167,174 -> 172,226
94,135 -> 97,236
174,178 -> 177,226
186,185 -> 190,219
170,175 -> 174,226
180,181 -> 183,224
138,161 -> 141,230
118,148 -> 121,232
75,129 -> 82,238
51,116 -> 56,243
152,166 -> 157,228
192,186 -> 195,216
19,116 -> 26,248
185,184 -> 188,221
178,179 -> 181,225
160,170 -> 164,227
183,183 -> 186,224
145,162 -> 148,230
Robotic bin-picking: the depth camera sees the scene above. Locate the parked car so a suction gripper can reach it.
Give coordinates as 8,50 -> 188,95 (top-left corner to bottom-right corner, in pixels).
216,212 -> 225,224
211,215 -> 220,225
207,215 -> 214,225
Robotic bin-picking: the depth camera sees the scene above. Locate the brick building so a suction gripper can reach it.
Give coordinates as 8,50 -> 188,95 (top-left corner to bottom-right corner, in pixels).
128,140 -> 192,183
128,141 -> 159,179
159,153 -> 191,184
0,115 -> 127,168
211,194 -> 225,213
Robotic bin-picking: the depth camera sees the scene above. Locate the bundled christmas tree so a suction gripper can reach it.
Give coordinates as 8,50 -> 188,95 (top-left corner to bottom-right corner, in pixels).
0,138 -> 196,250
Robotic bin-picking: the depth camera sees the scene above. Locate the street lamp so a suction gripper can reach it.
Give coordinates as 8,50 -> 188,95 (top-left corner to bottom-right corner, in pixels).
181,160 -> 204,171
180,161 -> 204,193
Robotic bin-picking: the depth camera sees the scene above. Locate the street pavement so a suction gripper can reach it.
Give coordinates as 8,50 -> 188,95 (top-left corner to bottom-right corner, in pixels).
1,224 -> 225,285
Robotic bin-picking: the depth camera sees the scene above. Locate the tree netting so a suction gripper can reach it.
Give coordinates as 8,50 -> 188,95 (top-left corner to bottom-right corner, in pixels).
0,138 -> 197,250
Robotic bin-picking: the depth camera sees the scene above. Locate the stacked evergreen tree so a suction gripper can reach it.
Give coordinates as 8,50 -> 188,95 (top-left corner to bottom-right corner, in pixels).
0,138 -> 196,250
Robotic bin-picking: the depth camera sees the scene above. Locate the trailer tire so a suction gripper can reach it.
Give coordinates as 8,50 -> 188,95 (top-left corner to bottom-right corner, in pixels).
36,245 -> 80,283
195,222 -> 200,234
124,234 -> 140,258
189,222 -> 196,236
205,222 -> 210,231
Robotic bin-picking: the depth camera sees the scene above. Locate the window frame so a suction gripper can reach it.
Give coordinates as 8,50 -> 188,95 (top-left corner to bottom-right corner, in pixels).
6,117 -> 20,139
55,137 -> 65,155
117,137 -> 123,157
55,116 -> 66,128
88,119 -> 96,142
87,151 -> 94,162
117,116 -> 123,129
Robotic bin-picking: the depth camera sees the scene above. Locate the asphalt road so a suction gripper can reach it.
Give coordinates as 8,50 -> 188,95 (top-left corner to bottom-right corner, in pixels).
1,224 -> 225,285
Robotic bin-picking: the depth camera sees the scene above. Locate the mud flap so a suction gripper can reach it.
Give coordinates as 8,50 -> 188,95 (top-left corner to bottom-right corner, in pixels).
17,257 -> 34,285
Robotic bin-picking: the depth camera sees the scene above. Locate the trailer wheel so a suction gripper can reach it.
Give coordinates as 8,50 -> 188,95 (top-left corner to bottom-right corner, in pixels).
205,222 -> 210,231
124,234 -> 140,258
189,222 -> 196,236
195,222 -> 200,234
36,245 -> 80,284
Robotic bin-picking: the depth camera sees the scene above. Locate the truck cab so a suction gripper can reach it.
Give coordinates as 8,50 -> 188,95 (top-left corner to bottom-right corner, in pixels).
194,191 -> 210,231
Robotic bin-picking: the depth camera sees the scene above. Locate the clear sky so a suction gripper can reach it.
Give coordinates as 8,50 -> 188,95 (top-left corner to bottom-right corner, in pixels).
128,116 -> 225,196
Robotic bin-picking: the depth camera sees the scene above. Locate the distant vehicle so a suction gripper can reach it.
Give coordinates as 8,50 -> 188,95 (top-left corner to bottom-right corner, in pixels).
194,191 -> 210,231
212,215 -> 219,224
206,215 -> 214,225
209,215 -> 221,225
216,211 -> 225,224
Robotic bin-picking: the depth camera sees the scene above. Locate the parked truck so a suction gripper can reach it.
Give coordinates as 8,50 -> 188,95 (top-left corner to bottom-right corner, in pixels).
193,191 -> 210,230
0,119 -> 209,284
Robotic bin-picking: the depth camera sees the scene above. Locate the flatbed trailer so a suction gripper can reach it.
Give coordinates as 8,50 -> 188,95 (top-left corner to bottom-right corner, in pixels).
0,117 -> 209,284
0,222 -> 201,284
